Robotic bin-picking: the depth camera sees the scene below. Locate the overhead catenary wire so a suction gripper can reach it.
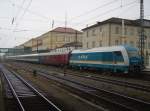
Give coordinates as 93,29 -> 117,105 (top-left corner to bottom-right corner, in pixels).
13,0 -> 33,31
69,0 -> 119,21
7,0 -> 66,25
54,0 -> 138,29
7,0 -> 137,30
12,0 -> 26,25
116,2 -> 139,18
8,0 -> 139,33
8,0 -> 49,20
70,0 -> 138,28
0,17 -> 65,24
6,0 -> 121,27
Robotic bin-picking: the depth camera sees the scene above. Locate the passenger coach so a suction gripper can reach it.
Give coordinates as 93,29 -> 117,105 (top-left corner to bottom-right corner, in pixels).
7,47 -> 74,66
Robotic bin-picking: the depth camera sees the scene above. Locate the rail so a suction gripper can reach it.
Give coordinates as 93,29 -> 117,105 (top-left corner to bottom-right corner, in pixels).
37,70 -> 150,111
0,65 -> 61,111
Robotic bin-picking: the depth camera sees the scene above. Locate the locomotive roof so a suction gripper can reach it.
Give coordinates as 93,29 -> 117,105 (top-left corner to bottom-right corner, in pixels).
72,45 -> 137,53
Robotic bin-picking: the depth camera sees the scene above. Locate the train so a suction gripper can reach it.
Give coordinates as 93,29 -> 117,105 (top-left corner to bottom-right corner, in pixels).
6,45 -> 143,73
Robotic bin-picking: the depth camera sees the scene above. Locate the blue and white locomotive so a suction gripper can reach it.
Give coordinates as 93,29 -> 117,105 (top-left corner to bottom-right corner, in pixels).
69,45 -> 143,73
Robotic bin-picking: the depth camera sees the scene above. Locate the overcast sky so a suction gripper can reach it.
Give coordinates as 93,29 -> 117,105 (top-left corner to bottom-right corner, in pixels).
0,0 -> 150,48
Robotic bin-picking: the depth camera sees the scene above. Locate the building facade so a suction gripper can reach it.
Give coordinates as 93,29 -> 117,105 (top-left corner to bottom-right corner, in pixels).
20,27 -> 82,52
41,27 -> 82,50
82,17 -> 150,65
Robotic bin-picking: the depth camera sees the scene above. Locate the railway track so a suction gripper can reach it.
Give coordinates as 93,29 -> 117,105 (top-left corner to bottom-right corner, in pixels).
0,64 -> 61,111
14,62 -> 150,93
4,62 -> 150,110
8,61 -> 150,82
62,70 -> 150,92
6,62 -> 150,98
20,67 -> 150,111
9,62 -> 150,88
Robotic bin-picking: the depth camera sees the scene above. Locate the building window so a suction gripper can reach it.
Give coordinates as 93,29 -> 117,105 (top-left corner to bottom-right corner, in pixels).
92,41 -> 95,48
64,36 -> 67,42
130,41 -> 134,47
137,28 -> 140,36
115,40 -> 119,45
145,30 -> 147,36
130,28 -> 134,35
99,27 -> 102,32
92,29 -> 96,36
148,42 -> 150,49
145,43 -> 147,49
66,37 -> 70,42
125,27 -> 127,35
86,31 -> 89,37
99,40 -> 102,47
87,42 -> 89,48
69,37 -> 72,42
124,40 -> 127,45
115,26 -> 119,34
136,41 -> 139,47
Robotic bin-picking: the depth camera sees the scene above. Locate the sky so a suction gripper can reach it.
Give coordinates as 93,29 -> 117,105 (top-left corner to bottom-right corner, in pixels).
0,0 -> 150,48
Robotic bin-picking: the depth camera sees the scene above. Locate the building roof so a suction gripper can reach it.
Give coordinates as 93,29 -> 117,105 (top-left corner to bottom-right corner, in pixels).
51,27 -> 82,34
82,17 -> 150,30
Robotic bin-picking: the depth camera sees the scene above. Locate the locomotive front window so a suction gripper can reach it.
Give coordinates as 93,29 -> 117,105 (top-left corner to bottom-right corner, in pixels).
128,51 -> 138,57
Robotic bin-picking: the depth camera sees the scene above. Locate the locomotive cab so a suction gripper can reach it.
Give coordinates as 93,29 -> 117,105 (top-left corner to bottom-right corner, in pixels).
125,46 -> 143,72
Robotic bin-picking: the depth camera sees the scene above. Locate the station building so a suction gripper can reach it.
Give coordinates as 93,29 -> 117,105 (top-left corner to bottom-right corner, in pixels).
20,27 -> 83,52
82,17 -> 150,65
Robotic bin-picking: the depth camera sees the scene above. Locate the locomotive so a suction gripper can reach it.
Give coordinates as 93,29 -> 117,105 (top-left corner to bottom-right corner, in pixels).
6,45 -> 143,73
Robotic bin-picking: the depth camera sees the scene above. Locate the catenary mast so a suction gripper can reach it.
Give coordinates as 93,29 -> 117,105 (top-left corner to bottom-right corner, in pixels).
139,0 -> 144,64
